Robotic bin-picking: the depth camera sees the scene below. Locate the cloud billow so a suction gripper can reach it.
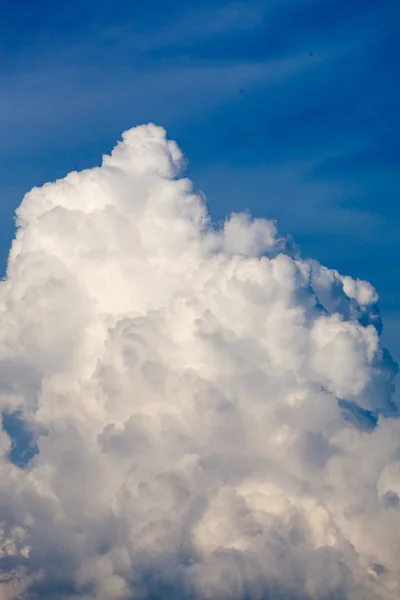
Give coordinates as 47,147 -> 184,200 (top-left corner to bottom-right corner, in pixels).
0,124 -> 398,599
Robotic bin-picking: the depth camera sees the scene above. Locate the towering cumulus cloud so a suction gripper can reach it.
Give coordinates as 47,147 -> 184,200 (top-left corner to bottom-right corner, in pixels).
0,125 -> 399,600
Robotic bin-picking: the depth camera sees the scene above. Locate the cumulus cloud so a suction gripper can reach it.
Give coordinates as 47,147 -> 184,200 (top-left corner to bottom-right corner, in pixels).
0,124 -> 399,599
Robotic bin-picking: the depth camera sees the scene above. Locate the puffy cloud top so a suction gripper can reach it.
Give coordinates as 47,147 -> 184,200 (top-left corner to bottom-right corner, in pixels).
0,125 -> 399,600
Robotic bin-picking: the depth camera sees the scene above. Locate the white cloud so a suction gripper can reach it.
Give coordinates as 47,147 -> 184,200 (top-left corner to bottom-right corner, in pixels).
0,124 -> 399,599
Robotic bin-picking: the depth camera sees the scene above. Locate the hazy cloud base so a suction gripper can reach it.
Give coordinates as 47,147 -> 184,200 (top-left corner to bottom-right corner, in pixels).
0,125 -> 399,599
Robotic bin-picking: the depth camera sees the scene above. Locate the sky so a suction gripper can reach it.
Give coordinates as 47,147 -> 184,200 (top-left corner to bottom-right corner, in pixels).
1,0 -> 400,364
1,2 -> 400,598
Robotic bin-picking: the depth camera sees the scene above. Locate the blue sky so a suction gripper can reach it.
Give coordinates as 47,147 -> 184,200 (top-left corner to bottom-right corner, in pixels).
1,0 -> 400,365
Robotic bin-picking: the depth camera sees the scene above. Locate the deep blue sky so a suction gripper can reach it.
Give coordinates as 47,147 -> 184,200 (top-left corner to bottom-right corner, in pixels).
1,0 -> 400,370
